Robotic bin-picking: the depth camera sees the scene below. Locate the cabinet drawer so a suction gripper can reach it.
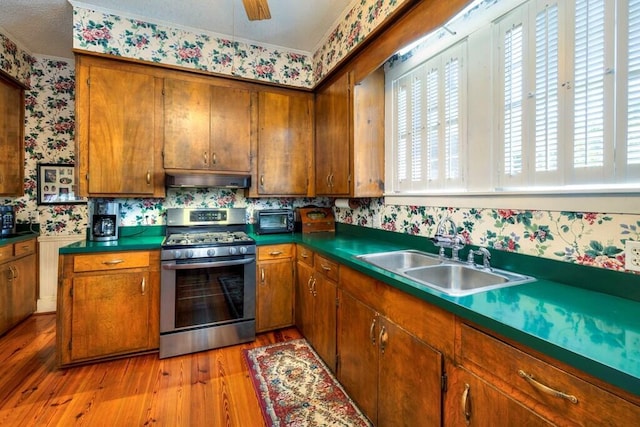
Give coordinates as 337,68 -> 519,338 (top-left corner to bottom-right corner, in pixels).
73,251 -> 151,272
460,323 -> 640,425
315,254 -> 339,281
0,244 -> 12,262
14,239 -> 36,256
258,244 -> 294,260
296,245 -> 314,266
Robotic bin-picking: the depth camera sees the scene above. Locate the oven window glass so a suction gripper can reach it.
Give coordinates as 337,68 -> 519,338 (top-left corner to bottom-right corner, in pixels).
174,263 -> 245,328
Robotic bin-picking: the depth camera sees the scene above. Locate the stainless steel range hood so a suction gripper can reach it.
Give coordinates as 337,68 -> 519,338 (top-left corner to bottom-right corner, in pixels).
165,173 -> 251,189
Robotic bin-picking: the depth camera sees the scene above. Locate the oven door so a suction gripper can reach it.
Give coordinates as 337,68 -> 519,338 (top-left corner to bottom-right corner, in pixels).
160,254 -> 256,334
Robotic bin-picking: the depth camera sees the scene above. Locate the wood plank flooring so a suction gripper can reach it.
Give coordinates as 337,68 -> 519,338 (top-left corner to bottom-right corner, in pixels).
0,314 -> 303,426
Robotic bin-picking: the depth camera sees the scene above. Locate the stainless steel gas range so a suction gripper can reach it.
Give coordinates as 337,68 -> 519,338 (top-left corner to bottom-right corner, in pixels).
159,207 -> 256,359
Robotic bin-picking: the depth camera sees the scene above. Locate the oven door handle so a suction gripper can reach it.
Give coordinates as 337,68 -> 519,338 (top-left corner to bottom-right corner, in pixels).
162,257 -> 256,270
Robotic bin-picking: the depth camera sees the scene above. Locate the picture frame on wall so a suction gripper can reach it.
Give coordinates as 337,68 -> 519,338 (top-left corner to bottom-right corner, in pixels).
36,163 -> 85,205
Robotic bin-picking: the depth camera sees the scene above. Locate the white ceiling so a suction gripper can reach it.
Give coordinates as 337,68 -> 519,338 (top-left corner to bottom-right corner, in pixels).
0,0 -> 353,59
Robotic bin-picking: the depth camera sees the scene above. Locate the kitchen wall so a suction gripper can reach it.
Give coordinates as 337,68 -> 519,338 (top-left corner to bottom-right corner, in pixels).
2,0 -> 640,277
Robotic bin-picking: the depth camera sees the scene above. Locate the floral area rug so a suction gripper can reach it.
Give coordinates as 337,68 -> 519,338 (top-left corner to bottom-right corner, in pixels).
243,339 -> 372,427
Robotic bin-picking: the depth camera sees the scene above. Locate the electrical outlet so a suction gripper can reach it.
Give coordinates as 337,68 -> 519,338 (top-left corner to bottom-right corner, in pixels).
625,240 -> 640,272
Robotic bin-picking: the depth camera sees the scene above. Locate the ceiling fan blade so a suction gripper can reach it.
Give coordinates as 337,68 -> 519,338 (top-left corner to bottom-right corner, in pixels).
242,0 -> 271,21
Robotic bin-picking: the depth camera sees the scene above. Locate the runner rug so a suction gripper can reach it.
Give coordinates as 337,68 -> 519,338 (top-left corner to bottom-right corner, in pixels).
243,339 -> 372,427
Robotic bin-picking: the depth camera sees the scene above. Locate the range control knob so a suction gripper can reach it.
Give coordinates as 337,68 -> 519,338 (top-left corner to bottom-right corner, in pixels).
207,248 -> 216,257
228,247 -> 238,255
185,249 -> 195,258
174,250 -> 182,259
239,246 -> 248,254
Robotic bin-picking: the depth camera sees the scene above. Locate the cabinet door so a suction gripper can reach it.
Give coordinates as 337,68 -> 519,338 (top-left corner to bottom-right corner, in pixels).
0,261 -> 10,334
315,71 -> 351,196
164,78 -> 211,170
84,64 -> 161,195
256,259 -> 294,332
337,290 -> 378,424
11,254 -> 36,327
0,77 -> 24,196
257,91 -> 313,195
295,261 -> 314,337
445,367 -> 552,427
210,86 -> 252,172
70,272 -> 153,361
312,274 -> 337,371
378,317 -> 443,427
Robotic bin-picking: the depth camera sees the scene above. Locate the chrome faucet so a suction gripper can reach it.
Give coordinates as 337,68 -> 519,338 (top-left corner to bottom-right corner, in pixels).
467,247 -> 492,270
431,217 -> 465,261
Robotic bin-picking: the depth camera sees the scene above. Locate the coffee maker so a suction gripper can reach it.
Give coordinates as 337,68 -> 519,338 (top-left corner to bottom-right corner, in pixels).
89,200 -> 119,241
0,206 -> 16,237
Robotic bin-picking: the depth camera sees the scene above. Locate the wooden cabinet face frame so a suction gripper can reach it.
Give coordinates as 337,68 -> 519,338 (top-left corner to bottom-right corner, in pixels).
0,73 -> 25,196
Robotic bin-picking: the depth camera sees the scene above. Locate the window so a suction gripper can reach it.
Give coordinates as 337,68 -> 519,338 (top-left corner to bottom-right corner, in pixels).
388,42 -> 466,193
385,0 -> 640,212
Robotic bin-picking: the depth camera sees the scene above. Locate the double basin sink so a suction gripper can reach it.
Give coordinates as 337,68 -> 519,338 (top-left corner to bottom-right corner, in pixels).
356,249 -> 535,296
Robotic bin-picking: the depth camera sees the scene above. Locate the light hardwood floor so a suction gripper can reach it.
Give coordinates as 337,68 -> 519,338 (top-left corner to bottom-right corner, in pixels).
0,314 -> 302,426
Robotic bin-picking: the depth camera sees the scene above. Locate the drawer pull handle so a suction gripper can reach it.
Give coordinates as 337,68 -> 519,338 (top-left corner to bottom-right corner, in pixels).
269,251 -> 283,256
518,370 -> 578,404
311,278 -> 317,297
141,277 -> 146,295
462,383 -> 471,425
146,170 -> 151,185
301,252 -> 309,258
261,268 -> 265,284
102,259 -> 124,265
321,264 -> 331,271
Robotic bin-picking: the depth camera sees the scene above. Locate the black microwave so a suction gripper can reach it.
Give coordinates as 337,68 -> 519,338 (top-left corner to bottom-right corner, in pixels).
254,209 -> 295,234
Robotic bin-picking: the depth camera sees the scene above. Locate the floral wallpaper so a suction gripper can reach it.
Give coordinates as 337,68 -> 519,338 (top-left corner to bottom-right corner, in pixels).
72,7 -> 315,88
71,0 -> 410,88
334,200 -> 638,272
312,0 -> 408,81
0,32 -> 35,87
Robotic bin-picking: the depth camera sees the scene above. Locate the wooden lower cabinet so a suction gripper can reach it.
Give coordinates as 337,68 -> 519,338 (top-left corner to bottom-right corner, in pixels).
456,323 -> 640,426
338,289 -> 444,426
57,250 -> 160,366
256,244 -> 294,332
296,252 -> 639,426
445,365 -> 552,426
0,238 -> 37,336
294,246 -> 337,371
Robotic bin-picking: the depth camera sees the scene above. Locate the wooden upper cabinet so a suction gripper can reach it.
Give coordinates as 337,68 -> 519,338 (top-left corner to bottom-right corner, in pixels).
163,78 -> 252,173
0,75 -> 25,196
163,78 -> 210,170
75,55 -> 164,197
315,68 -> 384,197
253,90 -> 314,196
315,71 -> 350,196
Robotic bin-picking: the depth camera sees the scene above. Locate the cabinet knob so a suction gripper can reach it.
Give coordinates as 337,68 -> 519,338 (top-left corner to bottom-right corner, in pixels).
141,277 -> 146,295
260,175 -> 265,187
261,268 -> 265,284
203,151 -> 209,166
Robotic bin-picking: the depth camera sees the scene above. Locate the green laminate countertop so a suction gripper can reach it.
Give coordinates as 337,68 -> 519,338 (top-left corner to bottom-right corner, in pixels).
58,226 -> 165,254
58,225 -> 640,396
292,230 -> 640,397
0,230 -> 39,246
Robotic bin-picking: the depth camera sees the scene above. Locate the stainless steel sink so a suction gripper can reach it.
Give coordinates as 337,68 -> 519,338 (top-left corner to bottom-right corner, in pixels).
356,250 -> 442,270
355,250 -> 535,296
404,264 -> 533,296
